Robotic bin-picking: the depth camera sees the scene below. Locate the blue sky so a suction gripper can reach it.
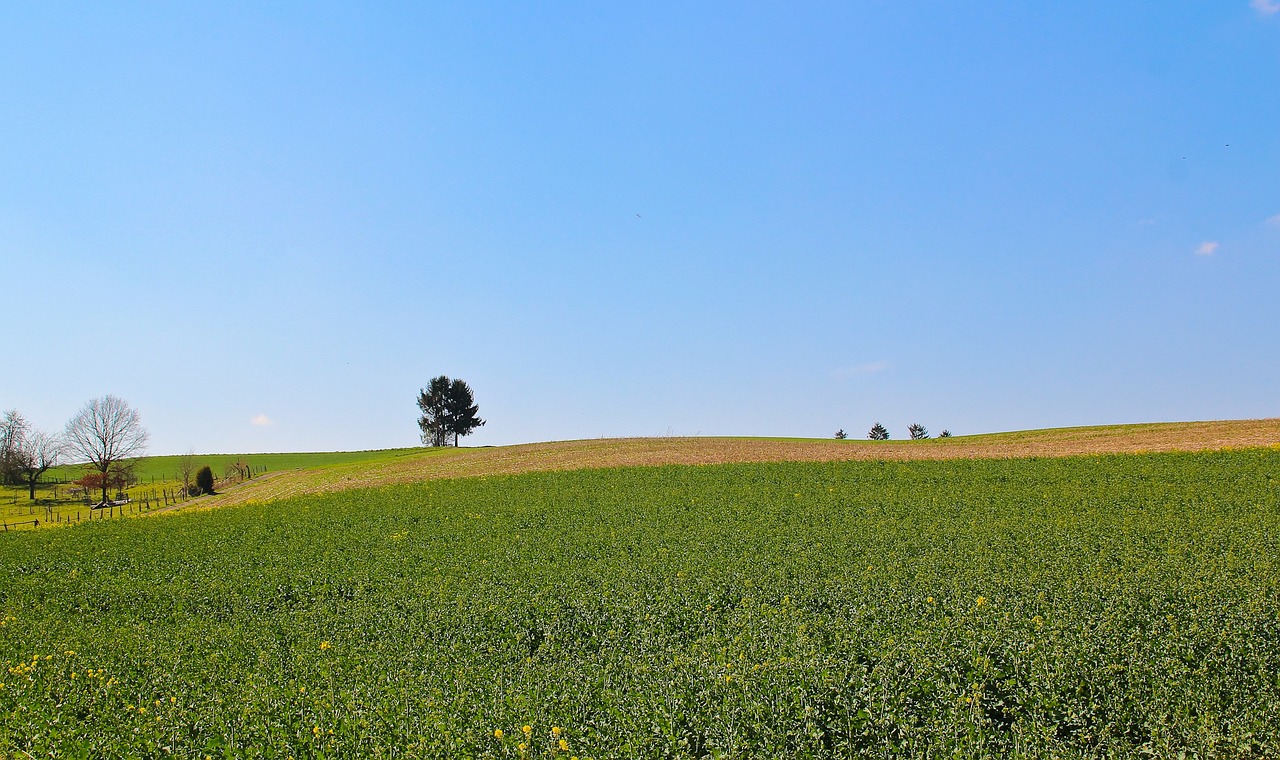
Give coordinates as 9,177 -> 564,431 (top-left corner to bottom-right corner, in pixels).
2,2 -> 1278,455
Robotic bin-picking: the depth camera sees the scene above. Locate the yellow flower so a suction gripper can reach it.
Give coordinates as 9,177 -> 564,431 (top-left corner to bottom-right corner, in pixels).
975,596 -> 988,608
522,725 -> 532,735
558,739 -> 570,751
320,641 -> 332,651
494,729 -> 503,739
551,726 -> 561,737
313,726 -> 322,737
518,742 -> 528,752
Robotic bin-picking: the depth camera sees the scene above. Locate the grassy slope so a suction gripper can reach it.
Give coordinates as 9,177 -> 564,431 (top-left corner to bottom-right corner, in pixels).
177,418 -> 1280,511
42,448 -> 439,484
2,450 -> 1279,755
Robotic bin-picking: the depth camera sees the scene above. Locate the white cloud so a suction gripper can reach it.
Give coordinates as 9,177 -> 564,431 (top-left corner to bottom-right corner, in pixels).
1266,213 -> 1280,227
250,414 -> 273,426
834,360 -> 890,378
1195,241 -> 1220,256
1252,0 -> 1280,16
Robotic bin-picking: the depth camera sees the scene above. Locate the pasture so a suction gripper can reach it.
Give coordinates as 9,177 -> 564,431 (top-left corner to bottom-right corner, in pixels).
0,448 -> 448,529
2,446 -> 1278,757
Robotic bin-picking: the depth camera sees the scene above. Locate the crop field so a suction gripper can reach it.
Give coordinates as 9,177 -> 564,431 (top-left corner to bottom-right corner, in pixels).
157,418 -> 1280,512
2,448 -> 1279,757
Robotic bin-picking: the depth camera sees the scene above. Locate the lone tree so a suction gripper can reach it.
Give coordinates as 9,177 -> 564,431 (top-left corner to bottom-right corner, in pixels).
908,423 -> 930,440
834,429 -> 848,440
868,422 -> 889,440
417,376 -> 485,447
63,395 -> 149,505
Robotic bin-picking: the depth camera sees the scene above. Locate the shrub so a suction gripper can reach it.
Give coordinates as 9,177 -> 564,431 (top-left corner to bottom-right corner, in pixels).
195,466 -> 215,495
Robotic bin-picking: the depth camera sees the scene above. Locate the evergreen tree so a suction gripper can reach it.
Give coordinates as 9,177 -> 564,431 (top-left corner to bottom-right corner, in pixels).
418,376 -> 485,447
416,376 -> 452,447
868,422 -> 889,440
444,379 -> 485,446
908,423 -> 930,440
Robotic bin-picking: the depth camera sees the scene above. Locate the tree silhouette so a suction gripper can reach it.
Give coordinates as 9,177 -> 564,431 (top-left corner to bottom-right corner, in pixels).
444,379 -> 485,446
418,376 -> 485,447
417,377 -> 452,447
868,422 -> 889,440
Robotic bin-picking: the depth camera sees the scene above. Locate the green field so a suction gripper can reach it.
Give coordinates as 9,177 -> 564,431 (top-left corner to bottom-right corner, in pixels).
37,447 -> 432,484
2,449 -> 1278,757
1,448 -> 445,528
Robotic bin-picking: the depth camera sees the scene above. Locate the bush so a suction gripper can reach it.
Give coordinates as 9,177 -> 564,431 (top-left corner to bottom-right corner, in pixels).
195,466 -> 215,495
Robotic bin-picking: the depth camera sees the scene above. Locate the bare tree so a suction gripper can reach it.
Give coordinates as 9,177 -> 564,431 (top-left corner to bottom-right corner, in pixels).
1,409 -> 30,484
2,411 -> 62,499
13,429 -> 62,501
64,395 -> 149,505
176,449 -> 197,498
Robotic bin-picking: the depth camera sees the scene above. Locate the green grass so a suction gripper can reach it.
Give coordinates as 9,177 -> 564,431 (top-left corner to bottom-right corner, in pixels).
2,449 -> 1279,757
41,447 -> 433,484
1,448 -> 451,527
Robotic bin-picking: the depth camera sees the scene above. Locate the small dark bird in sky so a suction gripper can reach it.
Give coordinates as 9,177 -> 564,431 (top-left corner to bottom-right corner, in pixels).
635,213 -> 642,219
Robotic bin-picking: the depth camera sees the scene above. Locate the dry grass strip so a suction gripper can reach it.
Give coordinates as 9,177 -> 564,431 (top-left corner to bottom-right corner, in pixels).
171,418 -> 1280,513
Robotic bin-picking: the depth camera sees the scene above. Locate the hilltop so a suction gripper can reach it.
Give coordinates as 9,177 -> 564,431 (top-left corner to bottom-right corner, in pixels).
178,417 -> 1280,511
